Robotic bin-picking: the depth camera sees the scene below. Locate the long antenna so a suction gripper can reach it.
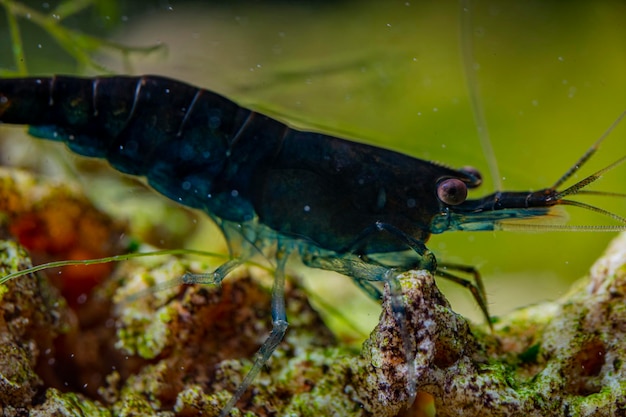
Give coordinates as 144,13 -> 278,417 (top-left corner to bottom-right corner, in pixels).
459,0 -> 502,191
551,110 -> 626,190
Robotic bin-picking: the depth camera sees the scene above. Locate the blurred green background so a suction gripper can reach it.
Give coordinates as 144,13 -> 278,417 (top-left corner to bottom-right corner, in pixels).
0,0 -> 624,336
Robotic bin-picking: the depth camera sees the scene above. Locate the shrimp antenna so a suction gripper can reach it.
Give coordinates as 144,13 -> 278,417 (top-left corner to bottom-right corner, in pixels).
459,0 -> 502,191
554,155 -> 626,201
551,110 -> 626,190
499,112 -> 626,232
552,154 -> 626,225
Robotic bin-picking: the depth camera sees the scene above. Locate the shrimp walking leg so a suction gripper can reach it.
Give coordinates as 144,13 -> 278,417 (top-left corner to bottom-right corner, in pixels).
180,258 -> 243,286
436,262 -> 488,317
218,243 -> 290,416
177,222 -> 261,289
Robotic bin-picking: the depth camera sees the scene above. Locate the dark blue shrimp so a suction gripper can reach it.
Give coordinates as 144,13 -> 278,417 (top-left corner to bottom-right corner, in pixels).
0,75 -> 625,415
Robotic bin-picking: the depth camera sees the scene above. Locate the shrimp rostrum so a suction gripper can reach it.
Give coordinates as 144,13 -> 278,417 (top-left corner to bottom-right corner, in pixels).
0,75 -> 624,415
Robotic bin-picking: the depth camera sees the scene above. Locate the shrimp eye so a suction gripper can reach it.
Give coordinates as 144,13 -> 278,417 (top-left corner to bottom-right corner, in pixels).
436,178 -> 468,205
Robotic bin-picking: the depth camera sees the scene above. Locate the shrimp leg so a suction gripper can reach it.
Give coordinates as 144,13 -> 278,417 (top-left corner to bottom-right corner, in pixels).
218,242 -> 290,416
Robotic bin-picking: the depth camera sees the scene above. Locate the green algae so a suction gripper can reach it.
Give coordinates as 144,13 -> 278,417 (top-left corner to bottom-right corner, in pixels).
30,389 -> 110,417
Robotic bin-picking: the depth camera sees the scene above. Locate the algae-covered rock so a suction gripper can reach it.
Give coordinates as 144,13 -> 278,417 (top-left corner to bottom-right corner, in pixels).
356,233 -> 626,417
0,239 -> 69,413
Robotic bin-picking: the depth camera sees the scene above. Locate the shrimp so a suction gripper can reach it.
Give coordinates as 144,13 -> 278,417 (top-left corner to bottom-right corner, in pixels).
0,75 -> 624,415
